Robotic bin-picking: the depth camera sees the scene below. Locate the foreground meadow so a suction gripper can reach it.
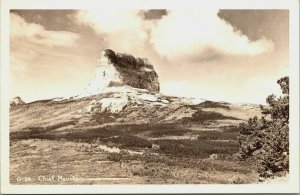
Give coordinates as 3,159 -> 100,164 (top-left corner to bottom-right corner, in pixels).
10,123 -> 258,184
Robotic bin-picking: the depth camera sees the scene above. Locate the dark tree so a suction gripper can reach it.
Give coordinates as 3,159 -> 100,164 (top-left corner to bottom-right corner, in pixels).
238,76 -> 289,179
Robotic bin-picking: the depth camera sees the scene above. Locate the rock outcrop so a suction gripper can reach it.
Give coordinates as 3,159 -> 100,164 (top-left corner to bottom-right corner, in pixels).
10,96 -> 25,106
82,49 -> 160,96
83,85 -> 169,114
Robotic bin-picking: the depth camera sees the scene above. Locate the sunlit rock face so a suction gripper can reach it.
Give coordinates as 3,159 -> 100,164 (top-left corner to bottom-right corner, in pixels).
10,96 -> 25,107
83,49 -> 160,96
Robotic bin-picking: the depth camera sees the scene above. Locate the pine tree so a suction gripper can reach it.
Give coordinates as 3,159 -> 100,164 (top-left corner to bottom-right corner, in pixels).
238,76 -> 289,179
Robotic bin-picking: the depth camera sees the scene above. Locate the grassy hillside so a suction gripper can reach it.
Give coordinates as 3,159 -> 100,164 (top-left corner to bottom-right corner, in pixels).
9,94 -> 261,184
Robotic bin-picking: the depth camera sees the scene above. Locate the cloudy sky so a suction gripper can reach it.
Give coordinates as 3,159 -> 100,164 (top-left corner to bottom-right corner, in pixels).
10,9 -> 289,104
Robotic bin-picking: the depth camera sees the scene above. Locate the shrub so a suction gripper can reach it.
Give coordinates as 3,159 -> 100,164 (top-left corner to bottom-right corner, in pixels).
238,76 -> 289,179
107,152 -> 122,162
232,177 -> 245,184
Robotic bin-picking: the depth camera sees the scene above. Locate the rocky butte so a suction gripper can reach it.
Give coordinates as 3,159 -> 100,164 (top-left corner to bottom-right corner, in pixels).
81,49 -> 160,96
10,96 -> 25,107
10,49 -> 205,114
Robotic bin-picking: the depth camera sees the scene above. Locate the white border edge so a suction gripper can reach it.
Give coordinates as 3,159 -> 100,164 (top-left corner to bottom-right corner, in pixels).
1,0 -> 299,194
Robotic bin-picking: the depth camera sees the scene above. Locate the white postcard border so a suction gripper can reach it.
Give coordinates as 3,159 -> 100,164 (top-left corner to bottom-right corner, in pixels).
1,0 -> 299,194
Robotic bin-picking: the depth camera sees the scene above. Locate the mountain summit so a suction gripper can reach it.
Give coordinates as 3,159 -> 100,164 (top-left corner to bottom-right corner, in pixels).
9,49 -> 262,185
81,49 -> 160,97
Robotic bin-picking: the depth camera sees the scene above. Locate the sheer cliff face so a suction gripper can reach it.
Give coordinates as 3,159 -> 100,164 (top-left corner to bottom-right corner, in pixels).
85,49 -> 160,95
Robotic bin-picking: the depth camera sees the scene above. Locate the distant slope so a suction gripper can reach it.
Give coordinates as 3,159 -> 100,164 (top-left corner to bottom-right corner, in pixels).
9,88 -> 261,135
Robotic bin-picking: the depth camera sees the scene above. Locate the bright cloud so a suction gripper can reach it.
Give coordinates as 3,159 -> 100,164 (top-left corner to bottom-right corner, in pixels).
74,10 -> 149,54
10,13 -> 80,47
75,10 -> 143,34
74,10 -> 273,61
150,10 -> 274,61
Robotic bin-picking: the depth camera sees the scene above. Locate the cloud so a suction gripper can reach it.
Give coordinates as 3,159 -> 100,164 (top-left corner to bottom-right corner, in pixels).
74,10 -> 149,54
150,10 -> 274,61
73,10 -> 273,62
10,13 -> 80,47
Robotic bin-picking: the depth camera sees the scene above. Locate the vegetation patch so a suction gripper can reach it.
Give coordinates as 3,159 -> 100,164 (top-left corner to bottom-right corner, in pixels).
197,101 -> 230,109
92,112 -> 120,124
107,135 -> 152,149
149,128 -> 191,137
10,120 -> 77,140
155,139 -> 239,158
181,109 -> 238,124
197,129 -> 238,141
107,152 -> 123,162
238,76 -> 289,179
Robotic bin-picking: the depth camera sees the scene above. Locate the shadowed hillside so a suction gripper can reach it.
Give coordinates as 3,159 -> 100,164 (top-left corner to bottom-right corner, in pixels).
10,87 -> 262,184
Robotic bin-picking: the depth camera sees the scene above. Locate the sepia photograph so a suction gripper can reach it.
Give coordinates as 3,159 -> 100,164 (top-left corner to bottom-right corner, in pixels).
1,0 -> 299,194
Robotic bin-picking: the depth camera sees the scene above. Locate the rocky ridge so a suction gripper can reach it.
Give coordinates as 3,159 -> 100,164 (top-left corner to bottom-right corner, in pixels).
9,49 -> 261,129
80,49 -> 160,97
10,96 -> 25,107
82,85 -> 205,115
